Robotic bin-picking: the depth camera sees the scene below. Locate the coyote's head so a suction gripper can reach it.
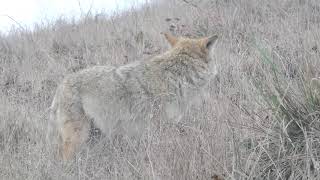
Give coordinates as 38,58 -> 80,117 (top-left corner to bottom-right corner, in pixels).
163,33 -> 218,64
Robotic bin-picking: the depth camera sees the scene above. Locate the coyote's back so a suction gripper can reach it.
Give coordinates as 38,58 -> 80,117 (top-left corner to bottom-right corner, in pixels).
51,33 -> 218,160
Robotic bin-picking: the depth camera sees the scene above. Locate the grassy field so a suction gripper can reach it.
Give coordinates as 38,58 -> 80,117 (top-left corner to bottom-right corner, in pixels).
1,0 -> 320,179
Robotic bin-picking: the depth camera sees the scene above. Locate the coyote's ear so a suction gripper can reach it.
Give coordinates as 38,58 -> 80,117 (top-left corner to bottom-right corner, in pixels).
202,35 -> 218,50
162,33 -> 178,47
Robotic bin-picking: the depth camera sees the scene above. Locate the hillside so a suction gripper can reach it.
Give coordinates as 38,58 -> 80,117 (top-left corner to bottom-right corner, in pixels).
1,0 -> 320,179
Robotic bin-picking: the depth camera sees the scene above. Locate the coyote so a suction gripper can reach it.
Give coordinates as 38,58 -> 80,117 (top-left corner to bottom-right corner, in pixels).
51,33 -> 218,160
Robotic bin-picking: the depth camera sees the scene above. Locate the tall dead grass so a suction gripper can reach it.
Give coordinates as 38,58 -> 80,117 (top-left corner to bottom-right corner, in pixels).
0,0 -> 320,179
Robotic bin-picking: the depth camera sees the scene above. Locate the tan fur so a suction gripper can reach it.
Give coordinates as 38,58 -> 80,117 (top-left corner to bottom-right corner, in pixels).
212,174 -> 224,180
163,32 -> 178,46
51,33 -> 218,160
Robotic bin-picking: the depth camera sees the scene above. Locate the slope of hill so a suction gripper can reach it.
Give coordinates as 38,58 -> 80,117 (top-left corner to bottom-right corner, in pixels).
0,0 -> 320,179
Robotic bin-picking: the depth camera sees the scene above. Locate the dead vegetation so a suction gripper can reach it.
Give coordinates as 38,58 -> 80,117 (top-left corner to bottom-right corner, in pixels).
0,0 -> 320,179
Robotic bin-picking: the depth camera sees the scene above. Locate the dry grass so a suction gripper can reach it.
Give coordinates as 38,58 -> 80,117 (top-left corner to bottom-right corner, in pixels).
1,0 -> 320,179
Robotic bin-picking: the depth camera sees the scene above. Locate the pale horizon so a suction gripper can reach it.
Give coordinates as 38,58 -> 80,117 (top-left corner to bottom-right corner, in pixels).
0,0 -> 146,33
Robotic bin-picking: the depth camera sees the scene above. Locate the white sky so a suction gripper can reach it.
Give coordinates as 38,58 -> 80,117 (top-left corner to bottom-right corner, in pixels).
0,0 -> 146,33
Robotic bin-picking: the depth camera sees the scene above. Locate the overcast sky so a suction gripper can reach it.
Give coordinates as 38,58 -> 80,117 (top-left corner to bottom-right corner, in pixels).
0,0 -> 146,33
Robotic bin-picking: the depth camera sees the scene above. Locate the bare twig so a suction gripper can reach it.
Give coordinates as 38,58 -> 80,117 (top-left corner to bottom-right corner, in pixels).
181,0 -> 199,8
1,14 -> 25,31
77,0 -> 94,19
